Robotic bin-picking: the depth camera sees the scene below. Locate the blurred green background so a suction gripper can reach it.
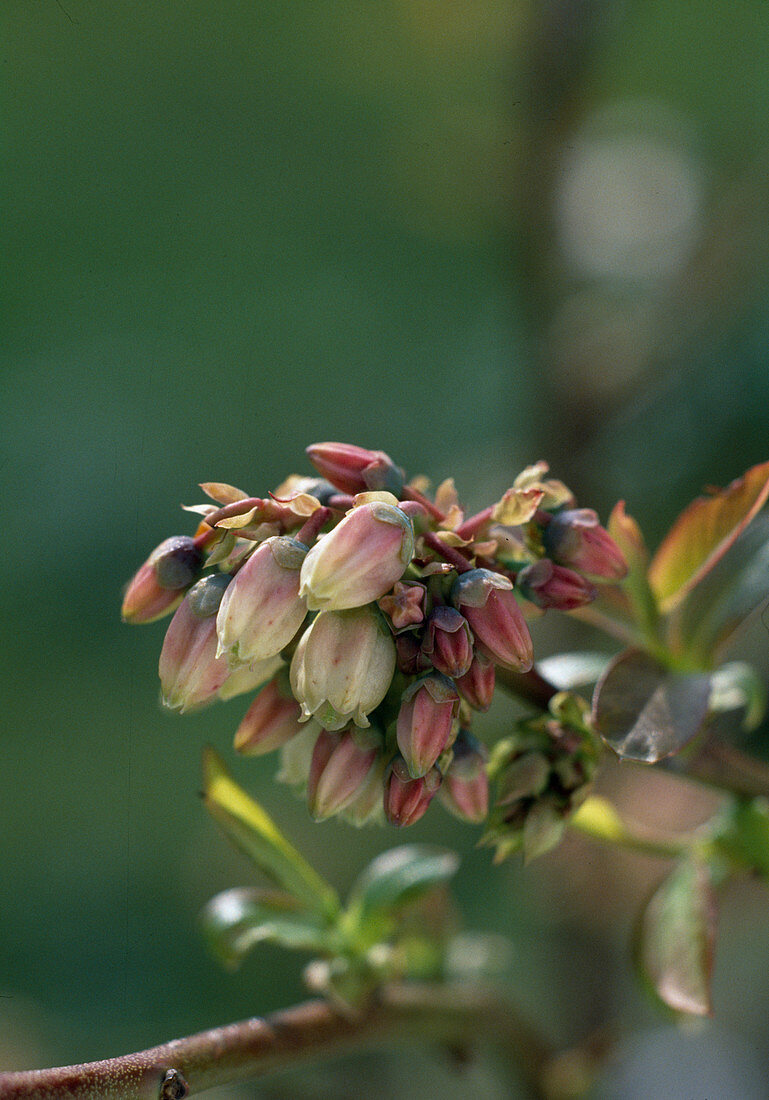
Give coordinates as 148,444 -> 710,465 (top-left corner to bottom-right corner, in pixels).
3,2 -> 769,1096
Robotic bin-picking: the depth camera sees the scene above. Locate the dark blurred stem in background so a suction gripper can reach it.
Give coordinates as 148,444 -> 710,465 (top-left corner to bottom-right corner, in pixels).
517,1 -> 614,476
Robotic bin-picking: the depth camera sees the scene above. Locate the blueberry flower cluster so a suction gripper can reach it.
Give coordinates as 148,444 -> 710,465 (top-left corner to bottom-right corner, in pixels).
123,443 -> 626,827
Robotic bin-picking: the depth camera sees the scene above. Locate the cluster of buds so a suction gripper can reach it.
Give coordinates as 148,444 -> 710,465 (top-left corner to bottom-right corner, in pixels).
123,443 -> 625,828
482,693 -> 602,863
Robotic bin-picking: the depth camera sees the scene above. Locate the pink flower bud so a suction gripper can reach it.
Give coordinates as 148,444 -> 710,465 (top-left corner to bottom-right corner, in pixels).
307,727 -> 381,820
451,569 -> 533,672
455,651 -> 496,711
395,633 -> 431,676
396,673 -> 459,778
299,498 -> 414,612
289,606 -> 396,730
216,537 -> 308,666
306,442 -> 404,496
233,670 -> 304,755
542,509 -> 627,581
158,596 -> 229,712
384,756 -> 442,827
516,559 -> 596,610
340,755 -> 388,826
121,560 -> 184,624
438,731 -> 489,823
421,606 -> 474,678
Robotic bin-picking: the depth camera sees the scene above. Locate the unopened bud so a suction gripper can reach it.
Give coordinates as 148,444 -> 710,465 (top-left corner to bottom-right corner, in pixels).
307,727 -> 381,820
516,559 -> 596,610
396,673 -> 459,778
159,596 -> 229,712
150,536 -> 205,589
216,537 -> 307,666
306,442 -> 405,496
395,633 -> 431,676
455,651 -> 496,711
439,730 -> 489,823
421,606 -> 474,678
542,509 -> 627,581
290,606 -> 396,730
299,499 -> 414,612
234,669 -> 304,755
384,756 -> 442,827
452,569 -> 533,672
121,561 -> 184,624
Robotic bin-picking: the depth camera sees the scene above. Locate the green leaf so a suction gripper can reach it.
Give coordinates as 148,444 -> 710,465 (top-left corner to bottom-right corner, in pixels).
713,798 -> 769,881
640,857 -> 717,1016
708,662 -> 766,731
592,649 -> 711,763
202,747 -> 339,919
648,459 -> 769,613
201,887 -> 333,968
345,845 -> 459,929
673,514 -> 769,663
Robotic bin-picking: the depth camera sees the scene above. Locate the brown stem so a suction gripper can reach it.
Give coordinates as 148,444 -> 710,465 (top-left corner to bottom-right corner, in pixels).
401,485 -> 446,522
0,985 -> 554,1100
295,506 -> 331,546
421,532 -> 474,573
495,665 -> 559,710
671,738 -> 769,801
455,506 -> 494,541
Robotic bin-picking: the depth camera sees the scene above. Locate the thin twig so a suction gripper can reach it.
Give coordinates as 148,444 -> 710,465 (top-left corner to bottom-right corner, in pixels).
0,984 -> 553,1100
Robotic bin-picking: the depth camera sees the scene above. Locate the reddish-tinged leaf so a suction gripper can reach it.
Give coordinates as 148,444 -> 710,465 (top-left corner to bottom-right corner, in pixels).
674,513 -> 769,663
648,460 -> 769,612
640,858 -> 717,1016
592,649 -> 711,763
607,501 -> 659,637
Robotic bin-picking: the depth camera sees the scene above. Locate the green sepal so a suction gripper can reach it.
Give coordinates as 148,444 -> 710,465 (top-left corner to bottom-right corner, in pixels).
202,747 -> 340,919
201,887 -> 334,969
